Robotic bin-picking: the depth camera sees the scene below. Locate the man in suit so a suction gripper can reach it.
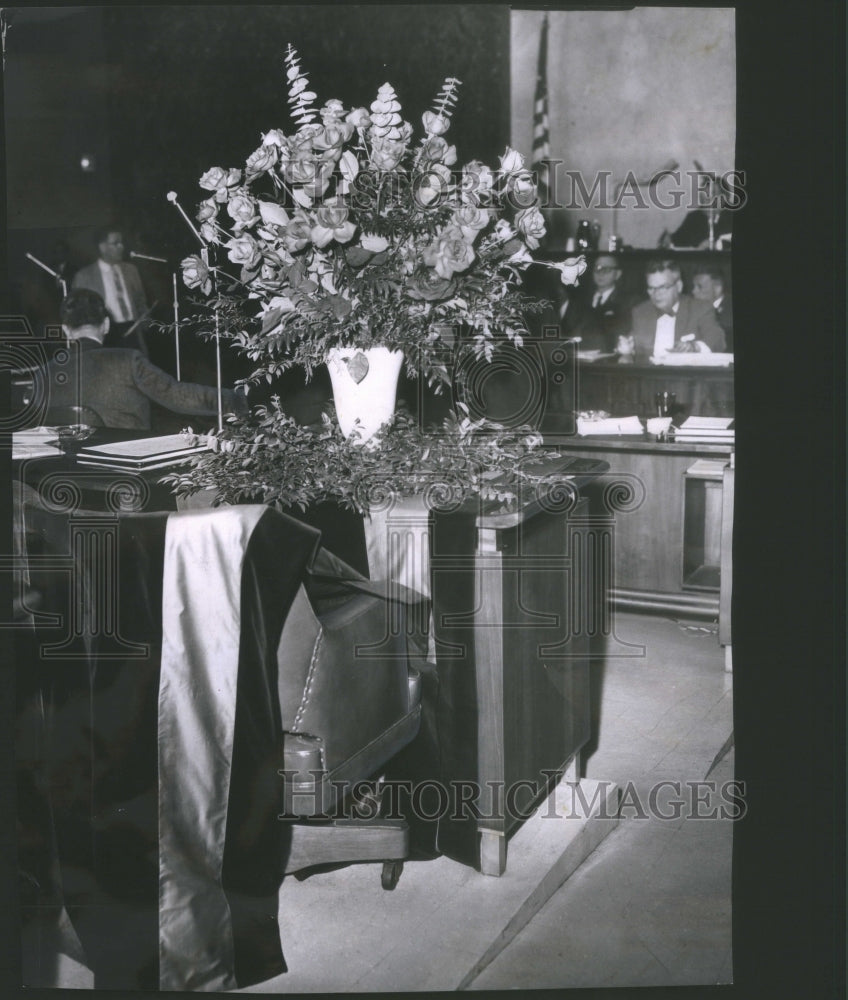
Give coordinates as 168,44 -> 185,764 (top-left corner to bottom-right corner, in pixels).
576,253 -> 632,351
47,289 -> 245,430
621,259 -> 726,362
71,227 -> 150,352
692,265 -> 733,352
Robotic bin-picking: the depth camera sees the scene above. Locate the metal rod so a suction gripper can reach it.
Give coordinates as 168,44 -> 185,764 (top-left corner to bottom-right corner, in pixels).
25,252 -> 60,279
201,247 -> 223,431
172,272 -> 181,381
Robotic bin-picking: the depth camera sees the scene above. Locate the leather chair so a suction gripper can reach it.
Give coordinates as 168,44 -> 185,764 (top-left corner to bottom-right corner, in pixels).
276,544 -> 426,887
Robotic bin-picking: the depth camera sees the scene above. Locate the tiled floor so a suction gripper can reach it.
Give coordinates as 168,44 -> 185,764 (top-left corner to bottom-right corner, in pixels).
23,610 -> 735,991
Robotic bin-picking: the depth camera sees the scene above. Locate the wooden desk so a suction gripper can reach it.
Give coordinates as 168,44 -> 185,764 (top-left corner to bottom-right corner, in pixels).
576,361 -> 734,420
544,434 -> 733,618
17,438 -> 609,876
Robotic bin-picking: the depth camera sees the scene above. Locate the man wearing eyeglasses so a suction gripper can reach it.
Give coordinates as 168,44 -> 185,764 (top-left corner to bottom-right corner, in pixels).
619,259 -> 726,361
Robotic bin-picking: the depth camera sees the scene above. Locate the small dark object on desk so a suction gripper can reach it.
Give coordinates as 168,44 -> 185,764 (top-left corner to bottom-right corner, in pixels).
47,423 -> 95,454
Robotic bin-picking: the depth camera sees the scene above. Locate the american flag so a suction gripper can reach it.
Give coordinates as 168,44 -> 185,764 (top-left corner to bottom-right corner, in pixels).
531,15 -> 551,206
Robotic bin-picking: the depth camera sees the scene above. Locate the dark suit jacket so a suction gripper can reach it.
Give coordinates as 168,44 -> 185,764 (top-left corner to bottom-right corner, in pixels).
46,339 -> 243,429
71,260 -> 148,320
576,285 -> 633,352
714,294 -> 733,351
629,294 -> 727,360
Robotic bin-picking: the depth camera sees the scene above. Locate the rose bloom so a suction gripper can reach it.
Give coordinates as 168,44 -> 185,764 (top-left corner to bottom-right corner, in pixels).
262,129 -> 287,148
245,144 -> 278,178
302,160 -> 335,199
312,197 -> 356,247
421,136 -> 457,166
199,221 -> 219,244
421,110 -> 450,136
226,191 -> 259,228
506,170 -> 538,209
313,122 -> 354,159
461,160 -> 496,204
199,166 -> 230,191
550,256 -> 588,286
320,98 -> 346,123
315,197 -> 350,230
405,269 -> 457,301
282,216 -> 313,254
415,163 -> 453,207
346,107 -> 371,129
453,204 -> 492,241
225,235 -> 262,269
515,206 -> 546,250
369,139 -> 406,172
258,201 -> 291,228
196,198 -> 218,223
181,254 -> 212,294
422,225 -> 476,279
498,147 -> 525,173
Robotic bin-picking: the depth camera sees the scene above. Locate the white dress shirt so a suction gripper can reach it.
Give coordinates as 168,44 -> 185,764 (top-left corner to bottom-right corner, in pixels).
653,303 -> 679,357
97,259 -> 133,322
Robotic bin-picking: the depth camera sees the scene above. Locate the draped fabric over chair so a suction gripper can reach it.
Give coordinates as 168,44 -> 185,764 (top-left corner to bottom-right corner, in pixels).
38,505 -> 320,990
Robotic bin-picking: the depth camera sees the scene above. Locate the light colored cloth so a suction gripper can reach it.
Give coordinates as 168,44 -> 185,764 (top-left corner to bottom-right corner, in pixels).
653,307 -> 678,357
97,259 -> 132,321
157,506 -> 267,991
363,495 -> 431,599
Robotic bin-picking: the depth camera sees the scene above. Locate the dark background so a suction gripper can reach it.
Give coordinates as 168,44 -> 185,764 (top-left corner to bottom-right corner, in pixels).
5,3 -> 510,380
1,3 -> 845,999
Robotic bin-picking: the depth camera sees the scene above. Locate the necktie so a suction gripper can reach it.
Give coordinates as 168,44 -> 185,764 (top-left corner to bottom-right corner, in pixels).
112,265 -> 132,321
593,292 -> 603,309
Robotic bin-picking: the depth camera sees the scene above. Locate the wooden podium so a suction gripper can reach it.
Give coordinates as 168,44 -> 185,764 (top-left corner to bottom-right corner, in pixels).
427,458 -> 609,875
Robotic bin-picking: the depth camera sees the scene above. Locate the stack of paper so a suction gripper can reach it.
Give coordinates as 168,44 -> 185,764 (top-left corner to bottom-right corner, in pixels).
76,434 -> 212,471
675,416 -> 735,444
650,352 -> 734,367
12,428 -> 64,460
576,415 -> 644,437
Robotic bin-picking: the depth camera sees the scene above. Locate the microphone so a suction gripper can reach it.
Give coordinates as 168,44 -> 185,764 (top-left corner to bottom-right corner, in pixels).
130,251 -> 168,263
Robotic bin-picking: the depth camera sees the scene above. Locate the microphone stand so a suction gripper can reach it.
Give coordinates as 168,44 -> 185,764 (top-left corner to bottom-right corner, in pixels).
168,191 -> 222,430
25,252 -> 67,298
172,273 -> 182,381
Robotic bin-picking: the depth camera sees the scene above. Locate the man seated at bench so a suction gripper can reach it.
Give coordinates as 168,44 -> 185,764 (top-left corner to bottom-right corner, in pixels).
47,289 -> 245,429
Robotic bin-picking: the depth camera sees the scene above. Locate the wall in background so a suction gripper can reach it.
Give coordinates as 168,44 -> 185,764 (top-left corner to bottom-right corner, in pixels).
511,8 -> 736,250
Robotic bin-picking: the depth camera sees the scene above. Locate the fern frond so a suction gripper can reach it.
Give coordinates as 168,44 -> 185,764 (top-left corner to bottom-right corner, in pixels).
284,44 -> 317,126
431,77 -> 462,121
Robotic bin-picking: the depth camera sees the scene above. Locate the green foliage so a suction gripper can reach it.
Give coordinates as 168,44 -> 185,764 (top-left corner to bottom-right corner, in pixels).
161,405 -> 570,515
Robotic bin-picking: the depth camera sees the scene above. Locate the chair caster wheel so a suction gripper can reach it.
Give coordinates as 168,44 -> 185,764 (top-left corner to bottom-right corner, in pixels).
381,860 -> 403,890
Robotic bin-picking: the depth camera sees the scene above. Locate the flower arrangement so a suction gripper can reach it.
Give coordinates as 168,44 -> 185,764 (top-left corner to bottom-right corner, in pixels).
167,46 -> 588,511
178,45 -> 585,389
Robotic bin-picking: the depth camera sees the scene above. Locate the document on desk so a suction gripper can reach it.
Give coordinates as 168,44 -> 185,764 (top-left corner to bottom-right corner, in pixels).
576,415 -> 644,436
650,352 -> 734,367
12,428 -> 65,460
76,433 -> 212,470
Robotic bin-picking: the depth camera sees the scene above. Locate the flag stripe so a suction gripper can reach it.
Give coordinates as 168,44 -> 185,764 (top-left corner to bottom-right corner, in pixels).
531,16 -> 550,199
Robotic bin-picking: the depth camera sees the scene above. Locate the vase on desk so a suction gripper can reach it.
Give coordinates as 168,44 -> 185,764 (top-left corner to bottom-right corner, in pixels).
326,346 -> 404,444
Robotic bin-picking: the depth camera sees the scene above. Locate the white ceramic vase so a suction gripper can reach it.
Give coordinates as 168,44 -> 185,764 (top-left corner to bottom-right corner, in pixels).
326,346 -> 404,444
